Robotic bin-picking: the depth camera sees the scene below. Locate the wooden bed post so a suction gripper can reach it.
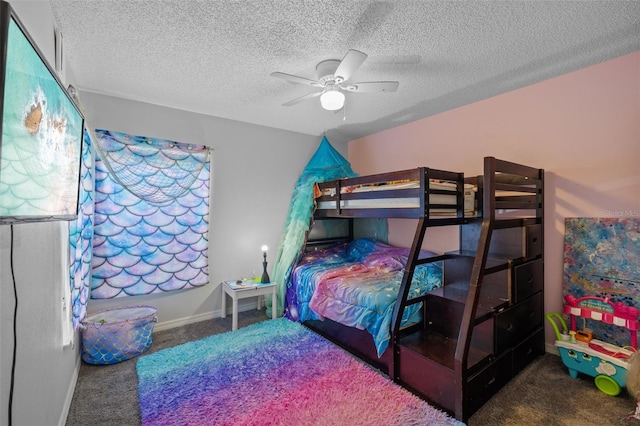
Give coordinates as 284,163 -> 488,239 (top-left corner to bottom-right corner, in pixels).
454,156 -> 496,420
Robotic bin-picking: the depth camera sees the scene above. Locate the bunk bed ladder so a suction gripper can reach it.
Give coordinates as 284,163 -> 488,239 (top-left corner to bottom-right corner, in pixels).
390,216 -> 426,378
390,167 -> 467,385
454,157 -> 496,420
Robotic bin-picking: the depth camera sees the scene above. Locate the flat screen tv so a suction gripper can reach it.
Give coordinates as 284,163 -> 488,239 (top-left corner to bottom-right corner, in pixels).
0,0 -> 84,225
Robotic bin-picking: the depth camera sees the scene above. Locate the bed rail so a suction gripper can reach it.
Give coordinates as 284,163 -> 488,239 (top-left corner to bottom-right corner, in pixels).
314,167 -> 471,223
475,158 -> 544,227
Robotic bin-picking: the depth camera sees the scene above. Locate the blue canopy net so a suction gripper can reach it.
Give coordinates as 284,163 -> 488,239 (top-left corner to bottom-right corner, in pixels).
266,136 -> 356,317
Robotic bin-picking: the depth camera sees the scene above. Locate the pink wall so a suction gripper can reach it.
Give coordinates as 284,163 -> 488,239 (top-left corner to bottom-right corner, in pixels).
348,51 -> 640,347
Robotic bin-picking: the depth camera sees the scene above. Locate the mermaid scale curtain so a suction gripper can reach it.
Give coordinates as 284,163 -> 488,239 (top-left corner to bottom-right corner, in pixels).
90,129 -> 211,299
68,129 -> 94,329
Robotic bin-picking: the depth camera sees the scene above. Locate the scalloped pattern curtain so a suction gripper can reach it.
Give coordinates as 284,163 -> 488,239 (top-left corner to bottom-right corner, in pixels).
68,129 -> 94,328
90,130 -> 210,298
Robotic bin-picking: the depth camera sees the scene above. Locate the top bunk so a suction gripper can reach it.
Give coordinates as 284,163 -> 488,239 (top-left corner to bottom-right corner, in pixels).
312,157 -> 543,230
314,166 -> 474,225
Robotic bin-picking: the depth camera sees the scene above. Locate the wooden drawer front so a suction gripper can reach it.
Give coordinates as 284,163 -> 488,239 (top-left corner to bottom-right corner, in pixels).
512,326 -> 544,375
398,346 -> 455,412
467,350 -> 512,416
496,293 -> 542,353
513,259 -> 543,303
525,224 -> 542,259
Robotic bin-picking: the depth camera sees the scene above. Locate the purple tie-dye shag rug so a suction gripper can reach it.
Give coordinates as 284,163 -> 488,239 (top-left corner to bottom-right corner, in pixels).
136,318 -> 464,426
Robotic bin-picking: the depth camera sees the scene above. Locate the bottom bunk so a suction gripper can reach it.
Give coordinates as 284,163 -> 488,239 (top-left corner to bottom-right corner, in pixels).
284,238 -> 443,375
302,317 -> 394,374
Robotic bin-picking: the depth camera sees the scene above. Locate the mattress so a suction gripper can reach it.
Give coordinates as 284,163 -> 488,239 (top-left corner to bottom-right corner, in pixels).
284,238 -> 443,357
317,179 -> 476,215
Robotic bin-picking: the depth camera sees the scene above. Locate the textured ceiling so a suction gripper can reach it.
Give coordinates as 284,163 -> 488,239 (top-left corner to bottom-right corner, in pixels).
49,1 -> 640,143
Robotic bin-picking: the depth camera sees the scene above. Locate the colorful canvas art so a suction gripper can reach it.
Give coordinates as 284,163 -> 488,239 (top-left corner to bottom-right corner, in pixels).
563,218 -> 640,347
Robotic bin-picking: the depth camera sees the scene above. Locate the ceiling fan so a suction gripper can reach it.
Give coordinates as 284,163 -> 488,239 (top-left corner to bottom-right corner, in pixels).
271,49 -> 399,111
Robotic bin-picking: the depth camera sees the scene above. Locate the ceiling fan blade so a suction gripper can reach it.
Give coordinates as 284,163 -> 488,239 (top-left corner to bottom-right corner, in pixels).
282,91 -> 323,106
344,81 -> 399,93
334,50 -> 368,83
270,72 -> 322,87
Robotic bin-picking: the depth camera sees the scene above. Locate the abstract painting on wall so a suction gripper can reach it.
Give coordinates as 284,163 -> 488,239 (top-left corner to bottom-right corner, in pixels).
563,217 -> 640,347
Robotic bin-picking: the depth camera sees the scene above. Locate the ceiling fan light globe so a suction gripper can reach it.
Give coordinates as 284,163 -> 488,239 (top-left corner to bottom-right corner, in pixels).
320,90 -> 345,111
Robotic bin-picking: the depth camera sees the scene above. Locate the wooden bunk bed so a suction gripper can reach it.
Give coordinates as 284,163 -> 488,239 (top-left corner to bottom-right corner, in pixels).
294,166 -> 469,374
290,157 -> 545,422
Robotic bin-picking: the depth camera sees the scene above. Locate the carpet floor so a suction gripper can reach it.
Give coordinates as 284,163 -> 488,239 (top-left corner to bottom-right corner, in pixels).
66,310 -> 638,425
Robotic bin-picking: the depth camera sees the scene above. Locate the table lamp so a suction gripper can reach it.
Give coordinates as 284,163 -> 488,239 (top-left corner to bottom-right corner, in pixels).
260,245 -> 270,284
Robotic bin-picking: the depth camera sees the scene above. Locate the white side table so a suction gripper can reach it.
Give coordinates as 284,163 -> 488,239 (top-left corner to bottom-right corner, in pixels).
221,280 -> 277,331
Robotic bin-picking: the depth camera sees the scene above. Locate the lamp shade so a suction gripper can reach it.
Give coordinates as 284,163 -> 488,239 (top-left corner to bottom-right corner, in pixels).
320,89 -> 345,111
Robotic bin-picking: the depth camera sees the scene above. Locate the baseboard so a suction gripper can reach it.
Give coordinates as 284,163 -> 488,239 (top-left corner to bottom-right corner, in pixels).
58,348 -> 81,426
153,300 -> 261,332
545,341 -> 560,356
154,310 -> 216,332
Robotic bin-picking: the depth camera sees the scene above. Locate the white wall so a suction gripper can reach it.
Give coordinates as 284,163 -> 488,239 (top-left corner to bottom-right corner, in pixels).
0,3 -> 342,425
0,2 -> 80,426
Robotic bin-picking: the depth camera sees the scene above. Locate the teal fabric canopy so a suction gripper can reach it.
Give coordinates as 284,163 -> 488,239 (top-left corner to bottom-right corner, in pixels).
267,136 -> 356,317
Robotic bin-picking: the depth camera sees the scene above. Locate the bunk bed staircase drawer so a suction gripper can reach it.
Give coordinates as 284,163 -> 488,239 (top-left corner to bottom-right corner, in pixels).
397,347 -> 456,413
496,292 -> 543,353
467,350 -> 512,416
512,326 -> 545,375
513,259 -> 543,303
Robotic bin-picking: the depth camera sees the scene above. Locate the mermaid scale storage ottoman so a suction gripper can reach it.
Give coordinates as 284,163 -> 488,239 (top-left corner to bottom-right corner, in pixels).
80,305 -> 158,365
